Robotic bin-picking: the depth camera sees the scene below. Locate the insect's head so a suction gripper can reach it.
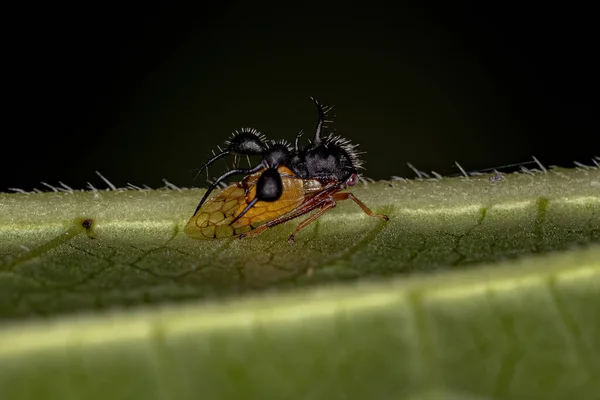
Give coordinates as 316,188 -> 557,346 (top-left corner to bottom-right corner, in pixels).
297,97 -> 363,186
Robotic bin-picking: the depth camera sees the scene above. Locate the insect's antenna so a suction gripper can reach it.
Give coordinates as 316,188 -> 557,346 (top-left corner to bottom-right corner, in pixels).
193,150 -> 230,180
193,162 -> 266,215
230,197 -> 260,225
310,96 -> 325,144
294,129 -> 304,151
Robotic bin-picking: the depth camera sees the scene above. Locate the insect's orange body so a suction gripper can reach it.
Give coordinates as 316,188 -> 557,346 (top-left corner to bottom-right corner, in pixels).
185,166 -> 323,239
185,98 -> 389,242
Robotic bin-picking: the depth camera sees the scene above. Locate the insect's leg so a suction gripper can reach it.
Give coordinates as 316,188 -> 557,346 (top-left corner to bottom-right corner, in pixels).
332,192 -> 390,221
236,224 -> 270,239
238,197 -> 328,240
193,163 -> 266,216
288,199 -> 337,243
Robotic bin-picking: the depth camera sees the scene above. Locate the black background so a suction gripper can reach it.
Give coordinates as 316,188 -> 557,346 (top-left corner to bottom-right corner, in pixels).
3,2 -> 598,193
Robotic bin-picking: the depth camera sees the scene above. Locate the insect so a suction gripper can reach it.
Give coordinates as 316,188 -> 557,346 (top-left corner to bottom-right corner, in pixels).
184,97 -> 389,242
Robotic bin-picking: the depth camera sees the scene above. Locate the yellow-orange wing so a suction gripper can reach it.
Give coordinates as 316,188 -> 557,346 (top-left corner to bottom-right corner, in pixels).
184,167 -> 323,240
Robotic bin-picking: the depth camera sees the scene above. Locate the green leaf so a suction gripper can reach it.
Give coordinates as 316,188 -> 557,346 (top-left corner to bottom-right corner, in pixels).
0,167 -> 599,399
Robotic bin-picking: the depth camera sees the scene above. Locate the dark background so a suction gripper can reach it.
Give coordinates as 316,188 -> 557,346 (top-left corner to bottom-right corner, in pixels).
3,2 -> 598,193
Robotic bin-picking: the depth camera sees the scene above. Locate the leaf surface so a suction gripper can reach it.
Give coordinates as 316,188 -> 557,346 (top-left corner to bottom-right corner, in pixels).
0,167 -> 599,399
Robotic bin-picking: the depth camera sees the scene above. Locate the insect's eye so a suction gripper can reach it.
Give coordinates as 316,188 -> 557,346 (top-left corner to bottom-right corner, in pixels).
347,173 -> 358,186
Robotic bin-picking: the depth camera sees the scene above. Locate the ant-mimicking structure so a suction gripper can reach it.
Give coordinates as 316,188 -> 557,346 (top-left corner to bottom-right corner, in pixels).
184,97 -> 389,242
